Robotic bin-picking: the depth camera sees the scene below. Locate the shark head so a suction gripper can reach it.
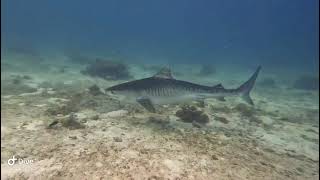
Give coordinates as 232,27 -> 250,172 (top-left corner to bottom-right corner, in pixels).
106,86 -> 126,100
106,83 -> 138,102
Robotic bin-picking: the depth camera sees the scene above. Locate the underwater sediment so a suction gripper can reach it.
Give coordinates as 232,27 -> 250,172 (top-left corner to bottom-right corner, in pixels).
1,56 -> 319,179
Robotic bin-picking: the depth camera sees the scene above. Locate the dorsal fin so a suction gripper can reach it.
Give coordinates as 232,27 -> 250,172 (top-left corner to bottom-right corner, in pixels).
212,83 -> 224,89
153,67 -> 174,79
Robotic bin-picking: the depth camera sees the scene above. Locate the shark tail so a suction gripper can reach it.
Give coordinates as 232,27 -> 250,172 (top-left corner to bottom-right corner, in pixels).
237,66 -> 261,105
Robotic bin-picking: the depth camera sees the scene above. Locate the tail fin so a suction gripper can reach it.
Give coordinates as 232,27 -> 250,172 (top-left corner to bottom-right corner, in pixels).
237,66 -> 261,105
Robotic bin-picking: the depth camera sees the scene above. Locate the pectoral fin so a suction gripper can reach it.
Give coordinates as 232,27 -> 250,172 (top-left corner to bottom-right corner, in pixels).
136,96 -> 156,113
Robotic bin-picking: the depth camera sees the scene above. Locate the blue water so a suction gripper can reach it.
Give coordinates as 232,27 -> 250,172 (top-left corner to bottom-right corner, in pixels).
1,1 -> 319,179
2,0 -> 319,73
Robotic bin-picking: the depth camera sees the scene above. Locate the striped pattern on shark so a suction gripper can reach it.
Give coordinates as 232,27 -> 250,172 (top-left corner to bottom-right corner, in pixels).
106,66 -> 261,112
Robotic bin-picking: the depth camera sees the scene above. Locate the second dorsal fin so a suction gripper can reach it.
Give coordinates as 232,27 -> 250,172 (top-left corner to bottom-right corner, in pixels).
212,83 -> 224,89
153,67 -> 174,79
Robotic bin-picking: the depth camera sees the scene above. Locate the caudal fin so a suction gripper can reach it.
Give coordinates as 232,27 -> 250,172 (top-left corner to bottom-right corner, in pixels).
237,66 -> 261,105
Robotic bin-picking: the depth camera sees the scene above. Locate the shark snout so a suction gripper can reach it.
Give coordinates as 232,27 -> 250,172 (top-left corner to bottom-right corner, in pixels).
106,89 -> 126,100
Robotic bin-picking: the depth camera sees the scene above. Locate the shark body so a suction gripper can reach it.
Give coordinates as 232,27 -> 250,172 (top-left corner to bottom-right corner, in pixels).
106,66 -> 261,112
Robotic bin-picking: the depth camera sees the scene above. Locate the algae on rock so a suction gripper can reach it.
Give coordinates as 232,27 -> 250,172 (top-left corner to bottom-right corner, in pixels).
175,105 -> 209,125
81,58 -> 131,80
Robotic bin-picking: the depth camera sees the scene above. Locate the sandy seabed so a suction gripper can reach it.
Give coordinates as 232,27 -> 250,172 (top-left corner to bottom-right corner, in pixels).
1,54 -> 319,180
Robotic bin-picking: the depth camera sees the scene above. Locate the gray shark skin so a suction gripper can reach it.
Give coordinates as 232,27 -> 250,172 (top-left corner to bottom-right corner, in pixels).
106,66 -> 261,112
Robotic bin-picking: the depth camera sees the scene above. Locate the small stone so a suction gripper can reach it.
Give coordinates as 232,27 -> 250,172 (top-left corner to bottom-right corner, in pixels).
80,119 -> 87,123
33,104 -> 47,107
74,150 -> 81,156
23,75 -> 32,80
47,120 -> 59,128
260,161 -> 268,166
12,78 -> 21,84
211,155 -> 219,160
113,137 -> 122,142
95,162 -> 103,168
296,167 -> 304,173
20,122 -> 28,127
47,90 -> 56,95
192,121 -> 203,128
214,116 -> 229,124
69,136 -> 77,139
91,115 -> 99,120
61,113 -> 85,129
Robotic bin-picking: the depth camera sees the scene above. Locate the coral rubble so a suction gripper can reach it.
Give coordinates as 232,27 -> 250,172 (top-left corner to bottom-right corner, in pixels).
81,58 -> 131,80
175,105 -> 209,126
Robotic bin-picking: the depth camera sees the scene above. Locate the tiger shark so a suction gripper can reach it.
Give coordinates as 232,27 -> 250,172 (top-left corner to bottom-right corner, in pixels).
106,66 -> 261,112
